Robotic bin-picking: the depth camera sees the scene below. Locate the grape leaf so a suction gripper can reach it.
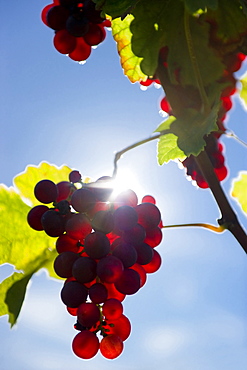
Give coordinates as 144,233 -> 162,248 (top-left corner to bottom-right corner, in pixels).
231,172 -> 247,215
239,73 -> 247,110
111,15 -> 147,83
0,163 -> 72,326
13,161 -> 72,207
155,100 -> 219,163
155,116 -> 186,164
182,0 -> 218,13
130,0 -> 224,86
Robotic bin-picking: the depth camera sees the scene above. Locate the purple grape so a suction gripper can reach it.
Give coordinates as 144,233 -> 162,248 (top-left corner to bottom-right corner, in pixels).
27,205 -> 49,231
41,209 -> 65,237
84,231 -> 110,259
72,256 -> 97,283
114,269 -> 140,295
61,280 -> 88,308
34,179 -> 58,204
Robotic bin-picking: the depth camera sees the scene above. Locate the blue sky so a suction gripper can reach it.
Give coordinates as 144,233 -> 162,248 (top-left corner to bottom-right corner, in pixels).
0,1 -> 247,369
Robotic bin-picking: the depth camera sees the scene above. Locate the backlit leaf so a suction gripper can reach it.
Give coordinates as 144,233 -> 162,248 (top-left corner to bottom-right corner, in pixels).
239,73 -> 247,110
111,15 -> 147,83
0,162 -> 72,325
231,172 -> 247,215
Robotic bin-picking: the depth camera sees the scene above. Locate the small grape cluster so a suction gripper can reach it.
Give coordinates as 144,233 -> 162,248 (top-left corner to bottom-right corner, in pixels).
27,170 -> 162,359
41,0 -> 111,62
140,48 -> 246,189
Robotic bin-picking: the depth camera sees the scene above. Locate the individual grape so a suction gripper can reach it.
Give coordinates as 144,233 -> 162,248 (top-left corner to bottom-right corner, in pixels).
123,224 -> 146,244
69,37 -> 92,61
89,283 -> 108,304
135,203 -> 161,230
114,189 -> 138,208
61,280 -> 88,307
27,205 -> 49,231
67,306 -> 78,316
77,302 -> 100,328
41,4 -> 54,26
143,249 -> 162,273
215,165 -> 228,181
160,96 -> 172,114
66,14 -> 89,37
100,334 -> 124,360
102,298 -> 123,320
113,205 -> 138,231
101,19 -> 111,28
97,255 -> 124,283
53,29 -> 77,54
84,23 -> 106,46
114,268 -> 140,295
141,195 -> 156,204
91,210 -> 114,234
84,231 -> 110,259
72,330 -> 99,359
41,209 -> 65,237
103,314 -> 131,341
130,263 -> 147,287
72,256 -> 97,283
65,213 -> 92,240
112,241 -> 137,268
34,179 -> 58,204
134,242 -> 154,265
46,5 -> 70,30
56,181 -> 76,202
144,226 -> 163,248
56,233 -> 80,253
71,188 -> 96,213
53,251 -> 80,278
69,170 -> 82,183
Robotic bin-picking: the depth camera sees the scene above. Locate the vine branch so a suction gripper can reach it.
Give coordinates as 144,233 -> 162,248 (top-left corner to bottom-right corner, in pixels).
195,150 -> 247,253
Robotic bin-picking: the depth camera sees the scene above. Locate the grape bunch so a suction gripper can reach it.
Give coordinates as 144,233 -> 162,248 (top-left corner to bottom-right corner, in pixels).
140,48 -> 246,189
27,170 -> 163,359
41,0 -> 111,62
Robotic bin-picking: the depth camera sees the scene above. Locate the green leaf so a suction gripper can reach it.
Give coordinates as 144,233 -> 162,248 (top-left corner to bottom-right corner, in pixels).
239,73 -> 247,110
182,0 -> 218,13
13,162 -> 72,206
0,162 -> 72,325
155,116 -> 185,164
111,15 -> 147,83
130,0 -> 224,86
231,172 -> 247,215
155,99 -> 219,163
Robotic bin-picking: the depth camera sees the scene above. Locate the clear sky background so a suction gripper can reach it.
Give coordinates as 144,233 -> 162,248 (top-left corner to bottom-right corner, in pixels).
0,1 -> 247,369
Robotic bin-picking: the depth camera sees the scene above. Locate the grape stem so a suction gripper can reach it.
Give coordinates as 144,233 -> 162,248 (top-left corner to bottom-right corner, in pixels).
163,223 -> 225,233
112,132 -> 165,177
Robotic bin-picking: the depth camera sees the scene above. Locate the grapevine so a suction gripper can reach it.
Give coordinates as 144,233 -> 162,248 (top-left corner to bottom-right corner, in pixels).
1,0 -> 247,365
